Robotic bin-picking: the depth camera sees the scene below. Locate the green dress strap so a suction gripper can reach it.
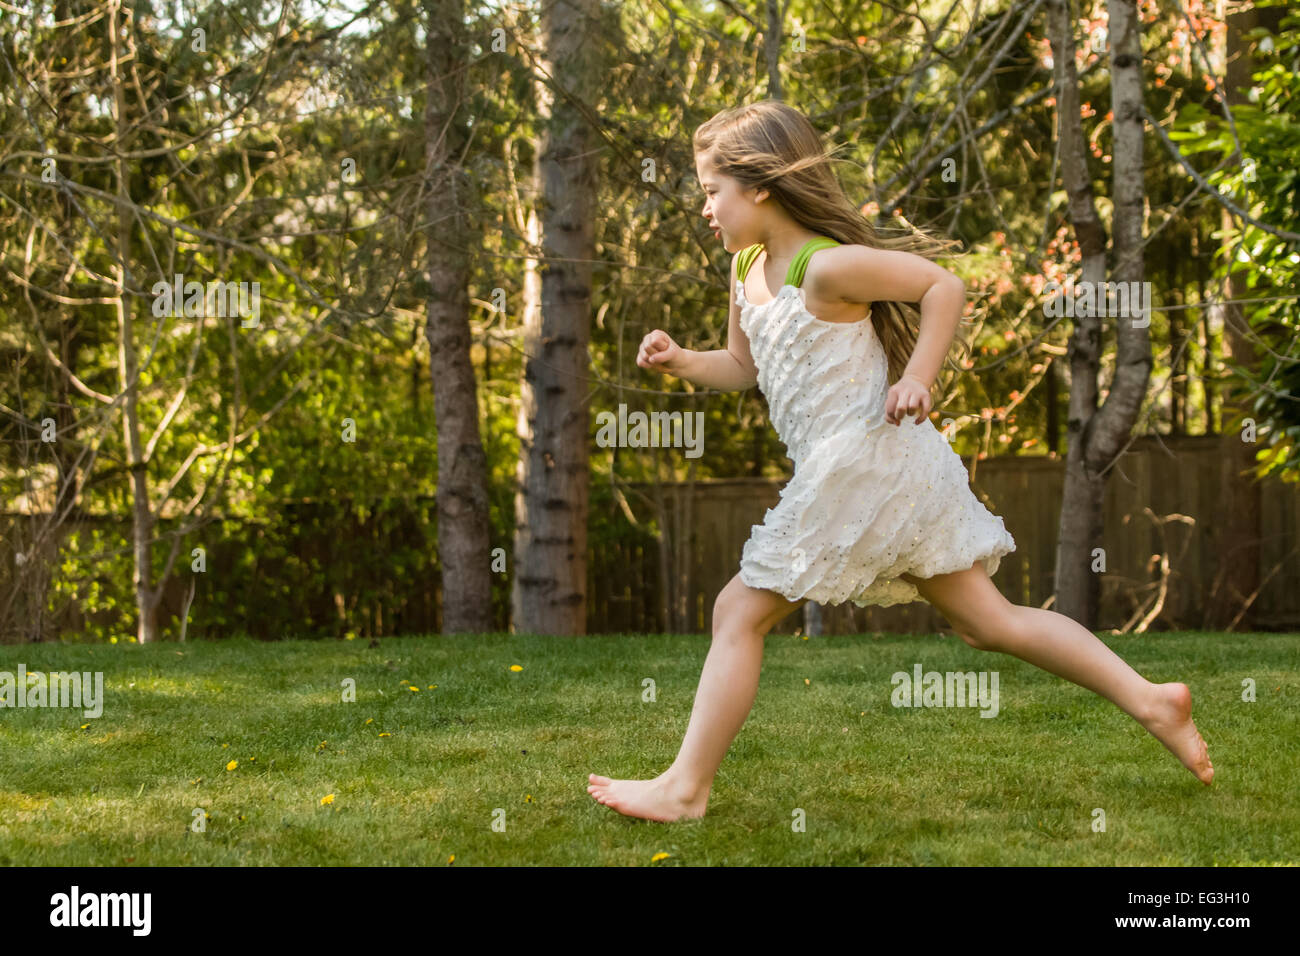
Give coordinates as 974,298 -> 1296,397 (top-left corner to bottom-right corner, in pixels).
785,236 -> 840,288
736,243 -> 763,282
737,237 -> 839,286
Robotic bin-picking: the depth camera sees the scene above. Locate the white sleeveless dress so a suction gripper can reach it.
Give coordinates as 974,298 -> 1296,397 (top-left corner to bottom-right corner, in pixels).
735,246 -> 1016,608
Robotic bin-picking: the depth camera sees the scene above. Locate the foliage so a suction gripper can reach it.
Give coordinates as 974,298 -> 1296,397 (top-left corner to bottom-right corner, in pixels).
2,1 -> 1297,639
1168,4 -> 1300,480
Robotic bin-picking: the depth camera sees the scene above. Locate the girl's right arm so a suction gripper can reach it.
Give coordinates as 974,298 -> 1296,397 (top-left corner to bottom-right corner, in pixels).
637,253 -> 759,391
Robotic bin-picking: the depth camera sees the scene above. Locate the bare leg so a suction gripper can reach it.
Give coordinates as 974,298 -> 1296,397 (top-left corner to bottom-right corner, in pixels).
586,573 -> 805,821
899,563 -> 1214,784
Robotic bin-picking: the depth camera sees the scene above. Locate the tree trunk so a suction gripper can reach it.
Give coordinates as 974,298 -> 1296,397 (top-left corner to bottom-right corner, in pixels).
1168,240 -> 1185,433
424,0 -> 493,634
512,0 -> 604,635
109,0 -> 160,643
1047,0 -> 1106,626
1046,358 -> 1059,454
765,0 -> 783,101
1194,227 -> 1218,434
1048,0 -> 1152,628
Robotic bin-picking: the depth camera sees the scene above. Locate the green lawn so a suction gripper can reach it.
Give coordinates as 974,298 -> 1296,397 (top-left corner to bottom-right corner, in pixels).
0,630 -> 1295,865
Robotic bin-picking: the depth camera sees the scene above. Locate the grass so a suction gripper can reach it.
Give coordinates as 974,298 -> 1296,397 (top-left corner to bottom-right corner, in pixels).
0,630 -> 1296,865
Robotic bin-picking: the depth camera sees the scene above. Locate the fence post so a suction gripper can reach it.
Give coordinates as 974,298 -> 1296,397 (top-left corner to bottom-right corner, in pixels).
803,600 -> 822,636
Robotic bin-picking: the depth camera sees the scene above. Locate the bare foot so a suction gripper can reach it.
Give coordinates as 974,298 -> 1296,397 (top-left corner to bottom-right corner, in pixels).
1139,682 -> 1214,785
586,773 -> 709,822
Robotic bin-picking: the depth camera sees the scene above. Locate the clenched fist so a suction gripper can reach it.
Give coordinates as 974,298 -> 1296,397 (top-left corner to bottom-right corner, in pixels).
885,373 -> 933,426
637,330 -> 684,375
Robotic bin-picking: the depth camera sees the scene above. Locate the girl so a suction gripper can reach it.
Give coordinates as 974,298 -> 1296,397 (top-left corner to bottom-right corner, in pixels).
587,101 -> 1212,822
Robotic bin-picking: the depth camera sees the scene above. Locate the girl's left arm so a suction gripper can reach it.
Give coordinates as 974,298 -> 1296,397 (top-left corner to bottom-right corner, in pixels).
816,245 -> 966,389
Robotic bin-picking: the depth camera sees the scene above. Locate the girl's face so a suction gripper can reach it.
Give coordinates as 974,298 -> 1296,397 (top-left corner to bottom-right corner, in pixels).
695,150 -> 761,252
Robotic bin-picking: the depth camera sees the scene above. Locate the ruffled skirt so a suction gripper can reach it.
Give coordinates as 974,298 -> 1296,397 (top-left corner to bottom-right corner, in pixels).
737,418 -> 1016,607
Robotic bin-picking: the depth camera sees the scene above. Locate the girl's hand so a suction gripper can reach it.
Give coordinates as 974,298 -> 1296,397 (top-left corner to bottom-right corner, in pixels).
637,330 -> 684,374
885,374 -> 933,426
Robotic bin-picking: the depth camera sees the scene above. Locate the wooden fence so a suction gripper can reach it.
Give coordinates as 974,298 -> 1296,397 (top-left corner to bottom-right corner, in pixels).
591,434 -> 1300,635
4,435 -> 1296,640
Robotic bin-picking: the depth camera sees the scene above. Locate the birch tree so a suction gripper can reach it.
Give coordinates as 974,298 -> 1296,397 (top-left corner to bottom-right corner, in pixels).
1046,0 -> 1152,626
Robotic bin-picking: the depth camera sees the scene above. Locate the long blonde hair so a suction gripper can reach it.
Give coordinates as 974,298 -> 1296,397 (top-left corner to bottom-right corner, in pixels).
693,100 -> 974,388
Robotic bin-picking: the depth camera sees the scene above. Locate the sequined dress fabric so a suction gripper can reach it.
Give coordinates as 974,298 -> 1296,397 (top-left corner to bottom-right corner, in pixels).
735,277 -> 1016,607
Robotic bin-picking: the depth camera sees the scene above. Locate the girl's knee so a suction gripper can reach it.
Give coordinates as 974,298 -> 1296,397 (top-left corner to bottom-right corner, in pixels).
960,605 -> 1028,651
957,628 -> 999,651
910,563 -> 1019,651
711,585 -> 742,629
712,576 -> 799,638
711,589 -> 750,639
977,608 -> 1034,655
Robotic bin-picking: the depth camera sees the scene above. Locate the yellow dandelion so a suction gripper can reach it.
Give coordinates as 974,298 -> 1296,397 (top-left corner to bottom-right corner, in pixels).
525,794 -> 532,803
651,852 -> 671,863
226,760 -> 238,771
320,794 -> 335,806
379,732 -> 391,738
804,678 -> 811,685
448,854 -> 455,864
110,637 -> 118,644
510,665 -> 523,672
408,685 -> 420,692
317,740 -> 328,750
221,743 -> 229,748
345,634 -> 356,641
365,718 -> 374,725
802,634 -> 809,641
427,685 -> 435,690
79,723 -> 89,730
